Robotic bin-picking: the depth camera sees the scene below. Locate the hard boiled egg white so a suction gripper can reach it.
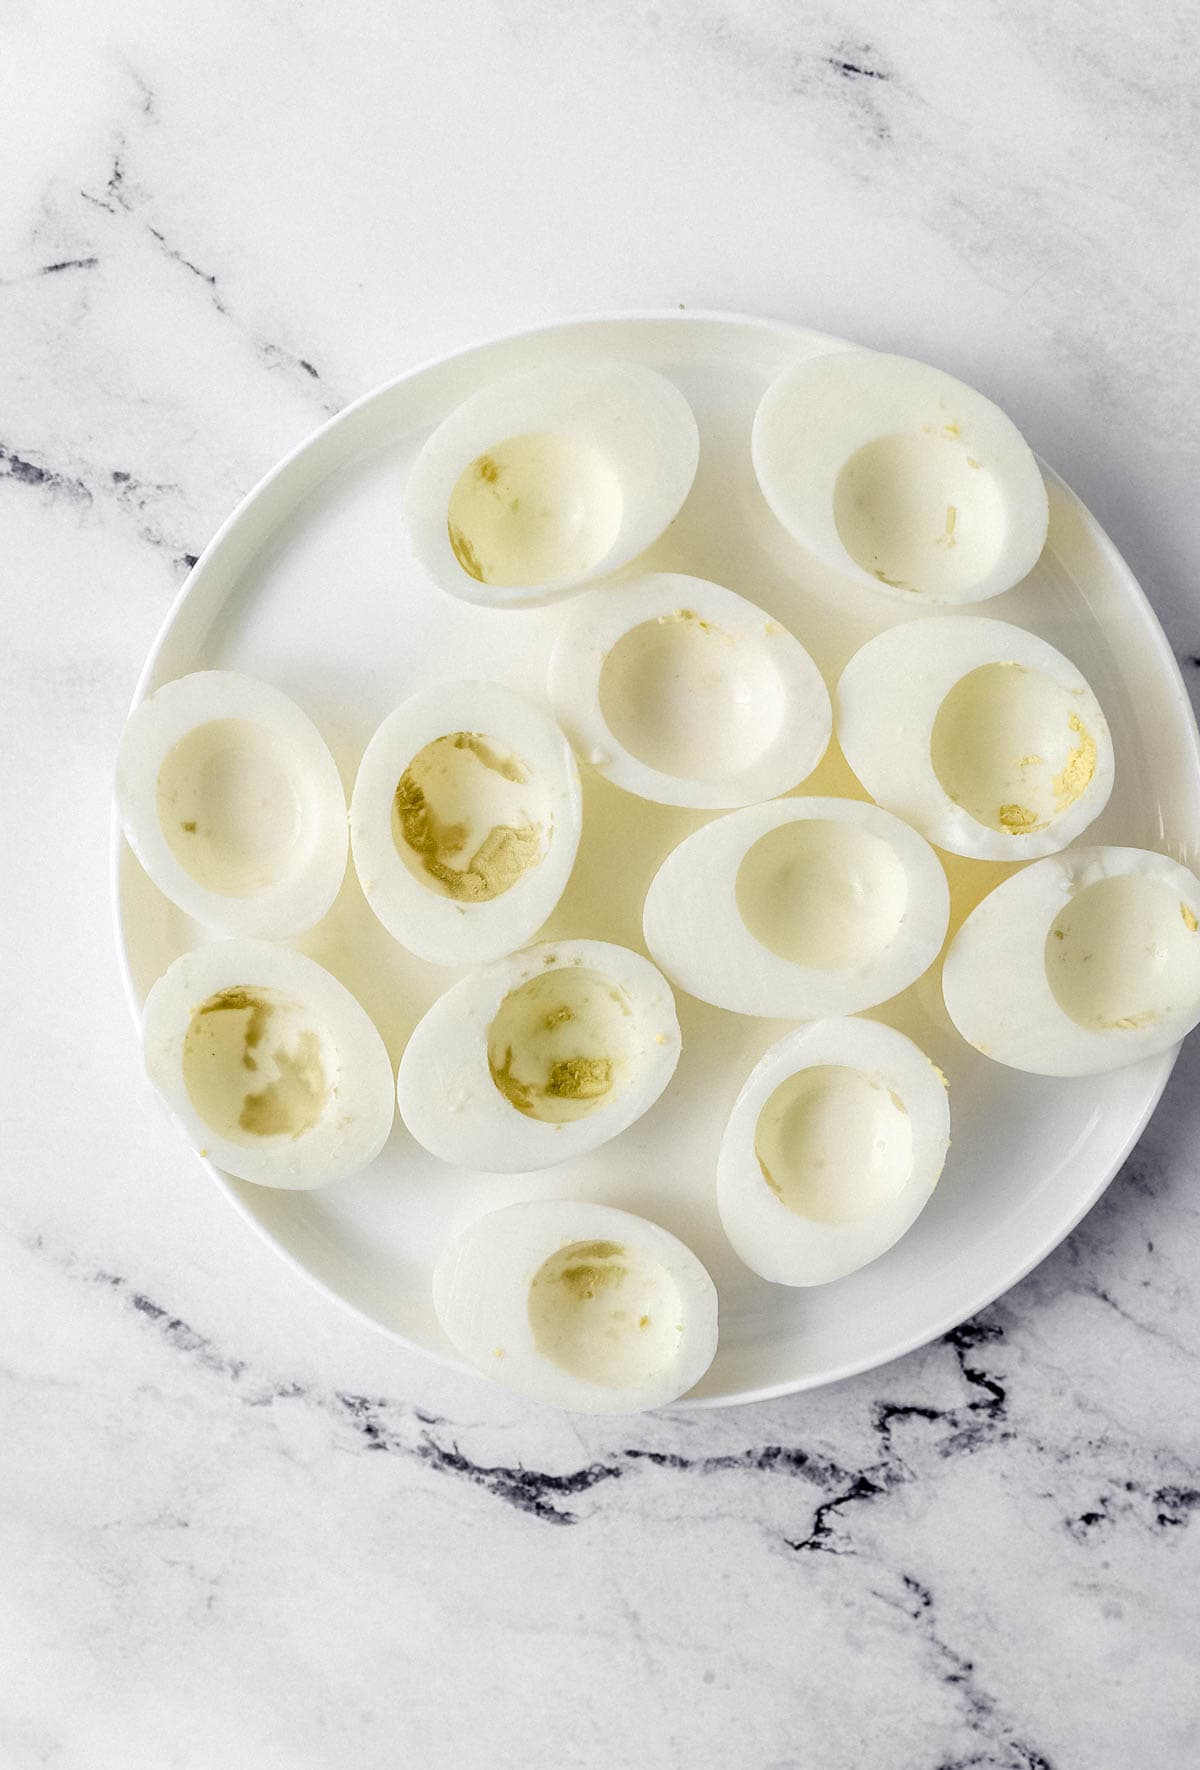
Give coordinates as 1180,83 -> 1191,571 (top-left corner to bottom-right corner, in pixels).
143,939 -> 395,1189
836,616 -> 1114,860
548,572 -> 831,808
753,348 -> 1048,604
643,797 -> 948,1018
397,939 -> 680,1171
116,671 -> 347,938
404,357 -> 699,609
432,1199 -> 718,1412
943,845 -> 1200,1076
717,1018 -> 950,1286
350,680 -> 582,967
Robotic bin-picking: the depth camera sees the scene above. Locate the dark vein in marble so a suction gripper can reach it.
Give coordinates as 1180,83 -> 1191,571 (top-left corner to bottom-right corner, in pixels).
875,1322 -> 1010,1461
937,1758 -> 1053,1770
146,223 -> 226,309
31,1236 -> 1200,1546
141,211 -> 330,394
1065,1478 -> 1200,1541
0,256 -> 100,286
418,1435 -> 623,1526
785,1471 -> 893,1554
624,1443 -> 851,1486
123,61 -> 156,119
80,145 -> 332,404
108,465 -> 198,564
39,257 -> 99,276
683,12 -> 899,151
809,40 -> 895,143
409,1436 -> 859,1528
782,1318 -> 1013,1553
877,1573 -> 1056,1770
626,1444 -> 890,1554
335,1392 -> 621,1522
1081,1277 -> 1195,1361
285,1377 -> 865,1527
82,147 -> 130,216
0,444 -> 92,503
92,1267 -> 246,1381
1156,1485 -> 1200,1526
0,436 -> 199,567
829,55 -> 888,81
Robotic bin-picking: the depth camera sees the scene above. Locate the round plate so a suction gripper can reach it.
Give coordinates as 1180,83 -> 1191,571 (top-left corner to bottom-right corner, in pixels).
113,310 -> 1200,1407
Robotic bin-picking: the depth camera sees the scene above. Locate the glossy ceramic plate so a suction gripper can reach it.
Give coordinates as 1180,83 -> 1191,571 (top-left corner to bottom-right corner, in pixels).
113,311 -> 1200,1406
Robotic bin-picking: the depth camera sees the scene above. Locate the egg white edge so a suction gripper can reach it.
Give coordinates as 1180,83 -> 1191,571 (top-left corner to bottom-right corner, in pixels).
642,796 -> 950,1018
835,614 -> 1115,861
350,678 -> 583,966
142,938 -> 396,1190
547,571 -> 833,809
115,669 -> 349,938
751,348 -> 1049,606
395,937 -> 682,1172
943,845 -> 1200,1076
716,1016 -> 951,1286
431,1197 -> 720,1413
402,358 -> 700,609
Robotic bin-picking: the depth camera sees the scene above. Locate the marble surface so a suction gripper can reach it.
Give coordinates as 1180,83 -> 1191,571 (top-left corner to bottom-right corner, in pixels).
3,2 -> 1200,1765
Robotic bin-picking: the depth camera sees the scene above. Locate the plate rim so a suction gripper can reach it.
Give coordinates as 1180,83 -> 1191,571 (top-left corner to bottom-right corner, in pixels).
110,305 -> 1200,1409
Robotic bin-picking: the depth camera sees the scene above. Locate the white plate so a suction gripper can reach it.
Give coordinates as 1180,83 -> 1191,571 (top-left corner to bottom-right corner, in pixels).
113,310 -> 1200,1407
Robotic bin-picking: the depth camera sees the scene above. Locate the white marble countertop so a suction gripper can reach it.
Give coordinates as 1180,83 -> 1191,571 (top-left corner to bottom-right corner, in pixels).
4,3 -> 1200,1765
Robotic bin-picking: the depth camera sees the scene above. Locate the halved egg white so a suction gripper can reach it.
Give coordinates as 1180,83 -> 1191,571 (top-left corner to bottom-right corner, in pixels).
717,1018 -> 950,1286
116,671 -> 347,938
350,681 -> 581,967
836,616 -> 1114,861
944,846 -> 1200,1076
404,357 -> 699,609
752,348 -> 1048,604
643,797 -> 948,1018
547,572 -> 832,809
143,940 -> 395,1189
433,1199 -> 718,1412
397,939 -> 680,1172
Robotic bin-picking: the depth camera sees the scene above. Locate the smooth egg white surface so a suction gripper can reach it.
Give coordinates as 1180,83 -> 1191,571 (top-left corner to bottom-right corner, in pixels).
403,358 -> 699,608
142,939 -> 395,1190
944,845 -> 1200,1076
116,671 -> 348,938
836,616 -> 1114,861
752,348 -> 1048,604
397,939 -> 680,1172
350,680 -> 582,967
547,572 -> 832,809
643,797 -> 948,1018
432,1199 -> 718,1413
717,1017 -> 951,1286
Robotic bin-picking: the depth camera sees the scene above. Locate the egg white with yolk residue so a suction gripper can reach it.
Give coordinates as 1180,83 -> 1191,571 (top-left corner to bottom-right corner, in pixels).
403,357 -> 699,608
447,432 -> 620,587
752,347 -> 1048,604
397,939 -> 681,1172
643,797 -> 949,1019
717,1018 -> 951,1286
116,670 -> 348,938
432,1199 -> 719,1412
350,680 -> 582,967
547,572 -> 832,809
836,616 -> 1114,861
943,846 -> 1200,1076
142,940 -> 395,1189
